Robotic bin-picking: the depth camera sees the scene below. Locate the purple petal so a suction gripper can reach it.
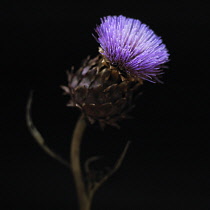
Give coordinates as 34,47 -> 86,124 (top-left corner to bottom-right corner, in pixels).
95,15 -> 169,82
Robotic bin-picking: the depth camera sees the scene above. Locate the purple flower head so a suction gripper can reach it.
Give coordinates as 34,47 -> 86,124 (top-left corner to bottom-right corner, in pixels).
95,15 -> 169,82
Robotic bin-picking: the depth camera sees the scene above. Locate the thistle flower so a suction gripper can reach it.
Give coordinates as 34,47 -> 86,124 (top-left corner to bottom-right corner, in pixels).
95,15 -> 169,82
62,15 -> 169,128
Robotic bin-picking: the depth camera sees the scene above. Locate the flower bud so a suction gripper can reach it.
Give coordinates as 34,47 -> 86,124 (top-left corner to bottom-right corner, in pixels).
62,55 -> 143,128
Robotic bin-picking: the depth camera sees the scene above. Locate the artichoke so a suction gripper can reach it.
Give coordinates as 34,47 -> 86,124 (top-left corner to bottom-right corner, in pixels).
61,54 -> 143,128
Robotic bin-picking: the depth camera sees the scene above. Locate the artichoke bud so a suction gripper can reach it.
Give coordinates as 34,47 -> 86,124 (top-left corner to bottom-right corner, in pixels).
62,55 -> 143,129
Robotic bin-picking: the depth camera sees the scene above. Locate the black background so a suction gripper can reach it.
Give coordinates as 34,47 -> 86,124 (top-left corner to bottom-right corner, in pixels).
1,1 -> 209,210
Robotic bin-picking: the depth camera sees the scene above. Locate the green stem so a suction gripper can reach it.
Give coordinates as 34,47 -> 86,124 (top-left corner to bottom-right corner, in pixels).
70,114 -> 91,210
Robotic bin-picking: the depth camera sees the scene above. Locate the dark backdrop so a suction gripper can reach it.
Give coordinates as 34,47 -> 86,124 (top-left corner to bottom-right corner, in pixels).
1,1 -> 208,210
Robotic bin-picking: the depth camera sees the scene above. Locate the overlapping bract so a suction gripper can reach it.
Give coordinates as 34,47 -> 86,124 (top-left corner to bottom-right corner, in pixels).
62,55 -> 143,128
